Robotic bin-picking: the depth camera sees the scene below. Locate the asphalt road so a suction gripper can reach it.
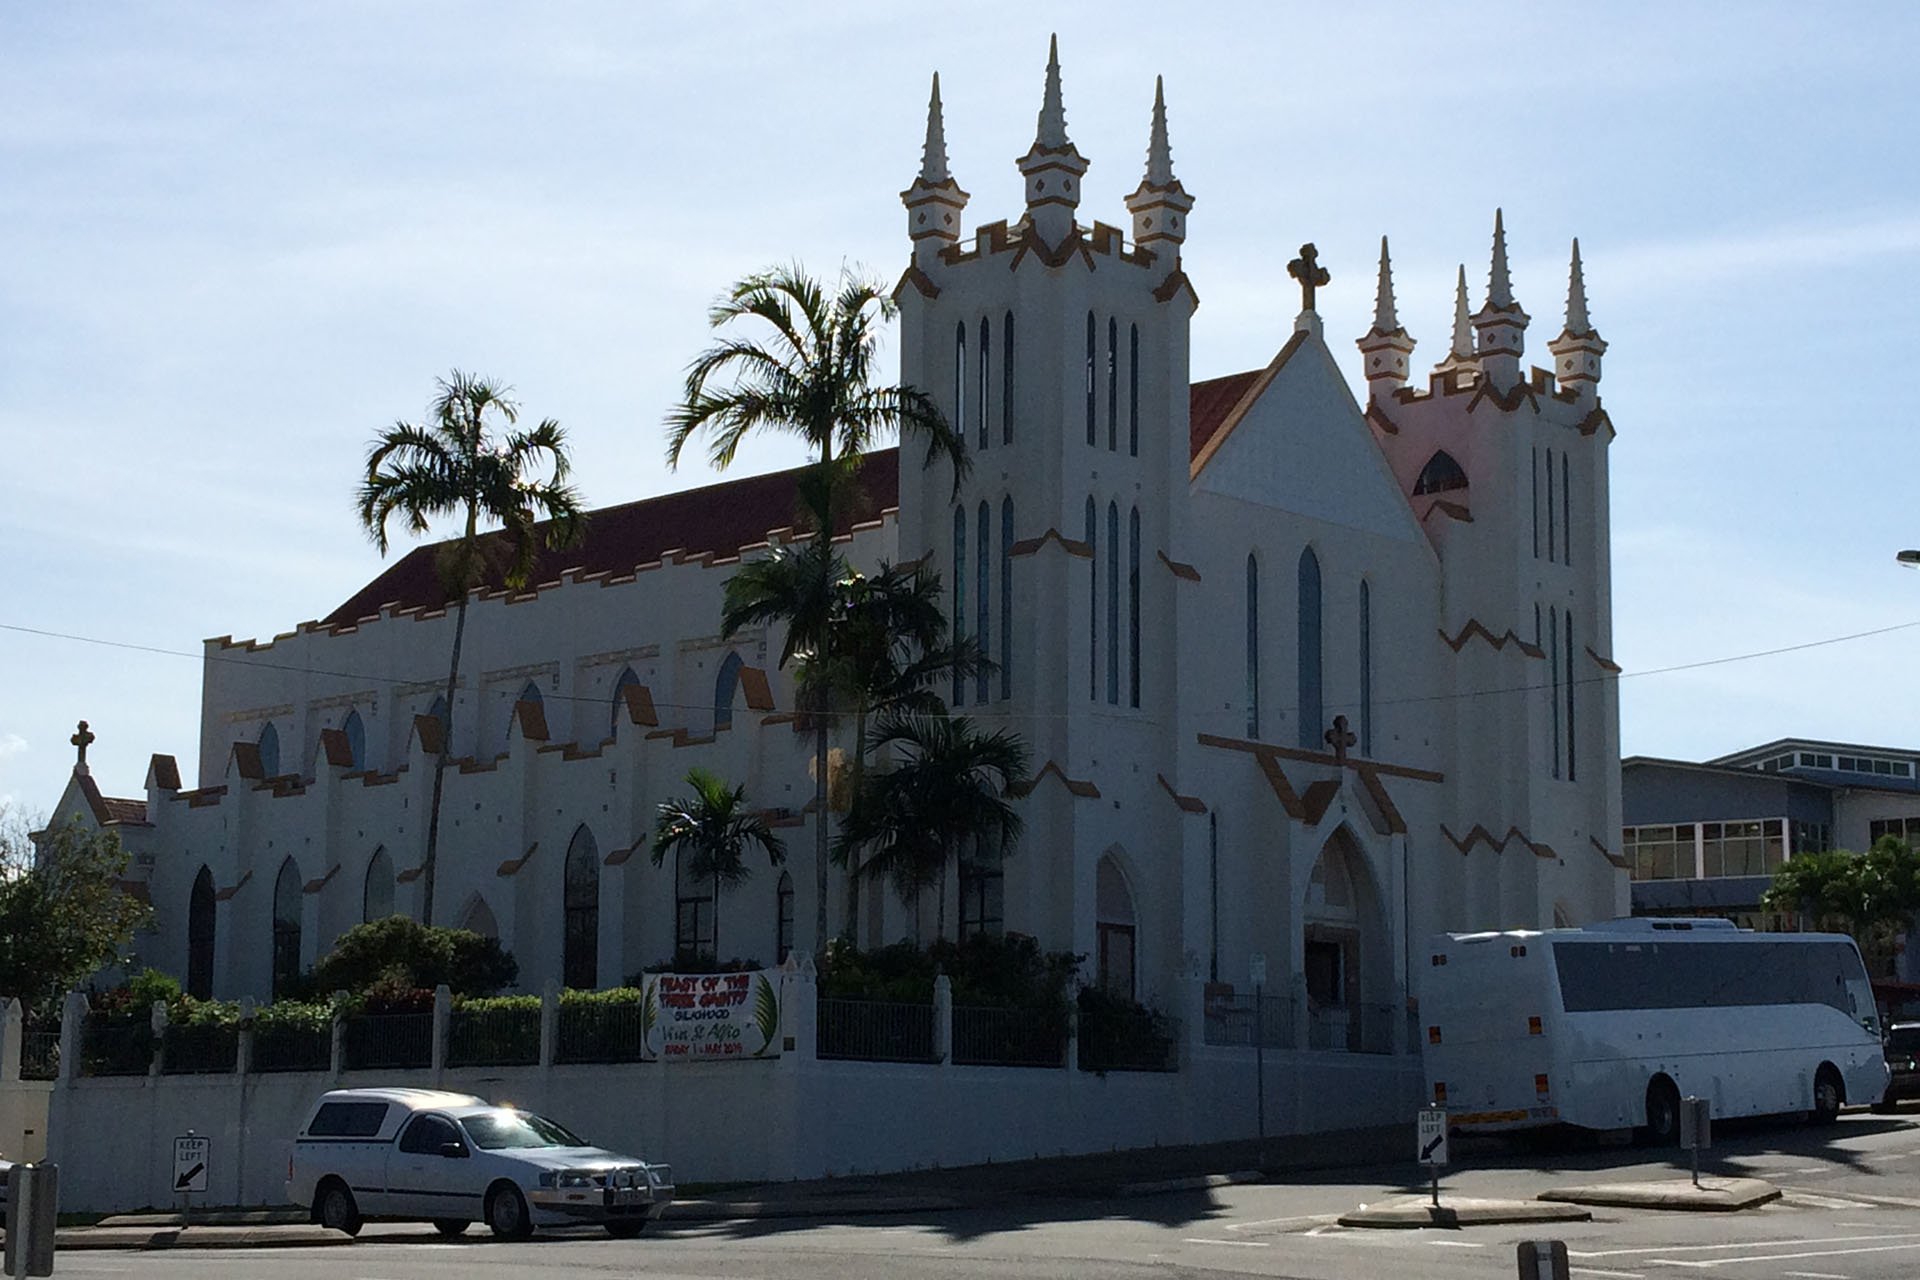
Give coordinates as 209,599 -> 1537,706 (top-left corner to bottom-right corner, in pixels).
49,1111 -> 1920,1279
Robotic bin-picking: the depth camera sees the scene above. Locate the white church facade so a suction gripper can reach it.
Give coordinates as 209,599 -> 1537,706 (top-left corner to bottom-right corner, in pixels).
52,45 -> 1628,1072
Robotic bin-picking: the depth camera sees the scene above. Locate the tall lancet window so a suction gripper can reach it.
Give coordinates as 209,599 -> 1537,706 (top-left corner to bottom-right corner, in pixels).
1085,498 -> 1098,699
341,709 -> 365,770
1546,449 -> 1557,562
1128,323 -> 1140,457
1106,501 -> 1121,704
1107,317 -> 1118,451
1562,455 -> 1573,567
1245,554 -> 1261,738
1532,447 -> 1540,560
1549,607 -> 1562,779
954,322 -> 968,440
977,316 -> 991,451
1084,312 -> 1096,446
257,721 -> 280,778
999,498 -> 1014,700
975,499 -> 990,704
953,505 -> 967,707
1565,609 -> 1577,780
1128,507 -> 1141,708
1002,311 -> 1015,445
1359,579 -> 1373,756
1297,548 -> 1322,750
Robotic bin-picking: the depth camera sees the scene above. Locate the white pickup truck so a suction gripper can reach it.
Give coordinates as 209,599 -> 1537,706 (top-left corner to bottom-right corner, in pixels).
287,1087 -> 673,1239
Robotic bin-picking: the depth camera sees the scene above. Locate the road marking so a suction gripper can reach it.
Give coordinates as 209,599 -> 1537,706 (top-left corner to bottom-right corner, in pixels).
1648,1241 -> 1920,1268
1225,1212 -> 1337,1231
1569,1269 -> 1645,1280
1182,1237 -> 1270,1248
1573,1230 -> 1920,1259
1780,1272 -> 1852,1278
1423,1239 -> 1485,1247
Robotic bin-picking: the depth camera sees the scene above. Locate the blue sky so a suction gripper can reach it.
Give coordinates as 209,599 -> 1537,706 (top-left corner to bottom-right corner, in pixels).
4,2 -> 1918,816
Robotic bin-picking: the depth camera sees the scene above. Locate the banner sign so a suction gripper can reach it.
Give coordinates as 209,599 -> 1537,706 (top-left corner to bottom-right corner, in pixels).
641,970 -> 782,1061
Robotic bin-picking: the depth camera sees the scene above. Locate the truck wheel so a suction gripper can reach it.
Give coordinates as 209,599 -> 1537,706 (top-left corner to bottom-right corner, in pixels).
432,1219 -> 469,1237
316,1180 -> 362,1237
605,1219 -> 646,1239
1812,1064 -> 1844,1125
486,1182 -> 533,1241
1642,1076 -> 1681,1146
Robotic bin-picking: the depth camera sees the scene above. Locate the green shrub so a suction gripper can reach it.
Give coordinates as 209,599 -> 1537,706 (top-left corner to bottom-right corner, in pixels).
454,994 -> 541,1013
818,934 -> 1082,1011
309,916 -> 517,997
560,986 -> 645,1006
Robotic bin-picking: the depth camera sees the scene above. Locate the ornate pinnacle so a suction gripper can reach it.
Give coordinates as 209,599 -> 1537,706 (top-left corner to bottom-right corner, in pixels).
1035,34 -> 1070,149
920,73 -> 950,185
1451,266 -> 1473,358
1143,75 -> 1174,186
1372,236 -> 1399,333
1564,237 -> 1593,335
1487,208 -> 1515,310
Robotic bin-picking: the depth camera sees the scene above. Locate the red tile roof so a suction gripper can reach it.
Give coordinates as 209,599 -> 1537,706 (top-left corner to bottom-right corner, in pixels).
1189,370 -> 1264,463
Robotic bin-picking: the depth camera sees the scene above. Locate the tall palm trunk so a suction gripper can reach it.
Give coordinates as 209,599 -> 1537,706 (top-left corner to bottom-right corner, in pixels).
421,502 -> 479,927
843,703 -> 870,943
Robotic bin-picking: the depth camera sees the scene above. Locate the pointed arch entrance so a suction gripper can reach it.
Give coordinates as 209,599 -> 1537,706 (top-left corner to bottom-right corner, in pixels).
187,866 -> 216,999
1095,854 -> 1137,1000
1302,826 -> 1390,1052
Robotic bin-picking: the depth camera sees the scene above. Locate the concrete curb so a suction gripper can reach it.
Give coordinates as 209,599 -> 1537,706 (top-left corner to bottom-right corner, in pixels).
56,1226 -> 353,1251
1115,1170 -> 1265,1198
1338,1196 -> 1593,1229
1538,1177 -> 1781,1212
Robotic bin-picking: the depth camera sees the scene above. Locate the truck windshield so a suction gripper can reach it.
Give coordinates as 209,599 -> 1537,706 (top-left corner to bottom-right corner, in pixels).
458,1110 -> 585,1150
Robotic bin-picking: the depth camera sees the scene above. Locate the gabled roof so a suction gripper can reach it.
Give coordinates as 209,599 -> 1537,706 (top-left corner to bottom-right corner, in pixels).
1189,369 -> 1265,464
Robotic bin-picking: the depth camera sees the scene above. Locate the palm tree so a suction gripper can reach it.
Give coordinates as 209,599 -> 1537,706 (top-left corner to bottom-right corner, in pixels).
357,371 -> 586,926
668,264 -> 967,956
834,713 -> 1030,941
651,768 -> 788,962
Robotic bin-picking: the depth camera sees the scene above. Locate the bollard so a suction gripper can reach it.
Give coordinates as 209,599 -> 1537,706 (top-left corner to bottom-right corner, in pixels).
1515,1238 -> 1568,1280
1679,1096 -> 1712,1187
5,1162 -> 59,1278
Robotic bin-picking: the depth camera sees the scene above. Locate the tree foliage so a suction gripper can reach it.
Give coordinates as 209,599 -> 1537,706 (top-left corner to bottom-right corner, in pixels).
1762,835 -> 1920,975
651,768 -> 786,962
0,811 -> 152,1020
306,915 -> 518,998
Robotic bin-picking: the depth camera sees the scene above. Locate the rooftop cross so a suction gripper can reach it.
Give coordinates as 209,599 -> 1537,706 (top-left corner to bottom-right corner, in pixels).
72,719 -> 95,768
1288,243 -> 1330,314
1324,715 -> 1357,766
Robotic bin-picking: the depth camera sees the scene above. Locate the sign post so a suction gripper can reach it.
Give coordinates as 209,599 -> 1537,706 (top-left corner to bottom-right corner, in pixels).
1417,1108 -> 1449,1207
173,1131 -> 209,1222
1679,1096 -> 1711,1187
1249,954 -> 1268,1144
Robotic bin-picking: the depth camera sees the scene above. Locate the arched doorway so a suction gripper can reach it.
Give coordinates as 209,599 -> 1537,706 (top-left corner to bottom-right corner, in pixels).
271,858 -> 302,1001
1095,854 -> 1137,1000
187,866 -> 216,999
1302,828 -> 1388,1052
562,826 -> 600,990
363,847 -> 394,922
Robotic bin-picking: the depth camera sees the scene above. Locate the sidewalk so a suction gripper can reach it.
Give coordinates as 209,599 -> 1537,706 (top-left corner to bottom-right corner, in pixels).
53,1124 -> 1411,1249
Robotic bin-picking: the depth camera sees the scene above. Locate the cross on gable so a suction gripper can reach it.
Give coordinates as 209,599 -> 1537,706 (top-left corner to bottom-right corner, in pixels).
1324,714 -> 1357,766
72,719 -> 95,768
1288,242 -> 1330,314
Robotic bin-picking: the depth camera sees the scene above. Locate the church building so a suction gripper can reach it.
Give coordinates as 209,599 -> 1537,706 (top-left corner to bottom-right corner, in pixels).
51,42 -> 1628,1059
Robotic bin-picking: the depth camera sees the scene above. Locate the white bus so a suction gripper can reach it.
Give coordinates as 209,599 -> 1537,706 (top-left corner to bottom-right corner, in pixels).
1418,917 -> 1888,1140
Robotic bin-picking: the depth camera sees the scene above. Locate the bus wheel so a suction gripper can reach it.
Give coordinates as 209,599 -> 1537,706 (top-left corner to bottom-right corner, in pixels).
1642,1076 -> 1681,1146
1812,1065 -> 1844,1125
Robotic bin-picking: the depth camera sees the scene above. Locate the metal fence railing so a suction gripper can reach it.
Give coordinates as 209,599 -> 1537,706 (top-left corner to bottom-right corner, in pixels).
951,1005 -> 1067,1068
1307,1002 -> 1398,1055
816,998 -> 939,1063
162,1023 -> 239,1074
1078,1007 -> 1180,1073
1201,993 -> 1296,1050
342,1012 -> 433,1071
555,1002 -> 649,1064
20,1030 -> 60,1081
447,1006 -> 540,1068
80,1017 -> 154,1077
251,1021 -> 332,1073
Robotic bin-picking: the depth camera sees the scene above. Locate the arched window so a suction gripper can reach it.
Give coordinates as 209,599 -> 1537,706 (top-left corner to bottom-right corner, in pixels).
675,846 -> 716,964
775,870 -> 795,964
1565,609 -> 1577,781
1084,312 -> 1096,446
272,857 -> 302,1002
999,498 -> 1014,701
257,721 -> 280,778
976,499 -> 990,704
1297,548 -> 1322,750
1128,507 -> 1141,708
1095,855 -> 1137,999
1002,311 -> 1015,445
1245,555 -> 1260,738
1084,498 -> 1098,700
610,667 -> 640,738
1531,447 -> 1541,559
959,840 -> 1004,939
953,505 -> 967,707
1106,316 -> 1118,451
519,680 -> 542,706
1562,453 -> 1573,566
1550,607 -> 1562,779
363,847 -> 394,922
1546,449 -> 1557,561
1128,323 -> 1140,457
341,710 -> 365,770
714,651 -> 743,729
1106,501 -> 1120,704
187,866 -> 216,1000
954,321 -> 967,440
563,826 -> 600,990
1359,580 -> 1373,757
977,316 -> 991,451
1413,450 -> 1469,496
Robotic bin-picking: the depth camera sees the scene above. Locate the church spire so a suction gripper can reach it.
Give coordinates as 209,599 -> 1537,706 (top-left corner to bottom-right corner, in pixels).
1125,75 -> 1193,251
1356,236 -> 1416,396
1471,208 -> 1529,390
1016,34 -> 1088,250
1548,237 -> 1607,400
901,71 -> 968,258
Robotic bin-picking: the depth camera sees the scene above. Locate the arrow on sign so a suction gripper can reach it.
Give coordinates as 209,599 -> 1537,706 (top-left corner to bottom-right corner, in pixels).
1420,1134 -> 1444,1161
175,1163 -> 205,1191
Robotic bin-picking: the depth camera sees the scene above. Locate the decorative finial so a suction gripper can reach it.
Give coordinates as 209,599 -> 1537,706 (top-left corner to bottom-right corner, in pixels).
1144,75 -> 1174,186
1487,208 -> 1514,309
1287,243 -> 1330,314
1564,237 -> 1591,334
72,719 -> 95,770
1372,236 -> 1398,332
920,73 -> 950,184
1036,34 -> 1069,149
1449,265 -> 1473,360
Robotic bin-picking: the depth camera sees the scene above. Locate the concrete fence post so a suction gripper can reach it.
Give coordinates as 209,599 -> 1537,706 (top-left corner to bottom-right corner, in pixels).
539,980 -> 559,1069
431,985 -> 451,1081
148,1000 -> 168,1077
56,992 -> 87,1084
329,991 -> 347,1078
0,998 -> 22,1085
932,972 -> 952,1065
236,997 -> 255,1075
1064,993 -> 1079,1073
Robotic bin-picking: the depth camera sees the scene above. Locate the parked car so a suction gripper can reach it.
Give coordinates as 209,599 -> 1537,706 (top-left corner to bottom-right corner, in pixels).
1876,1023 -> 1920,1111
287,1087 -> 673,1239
